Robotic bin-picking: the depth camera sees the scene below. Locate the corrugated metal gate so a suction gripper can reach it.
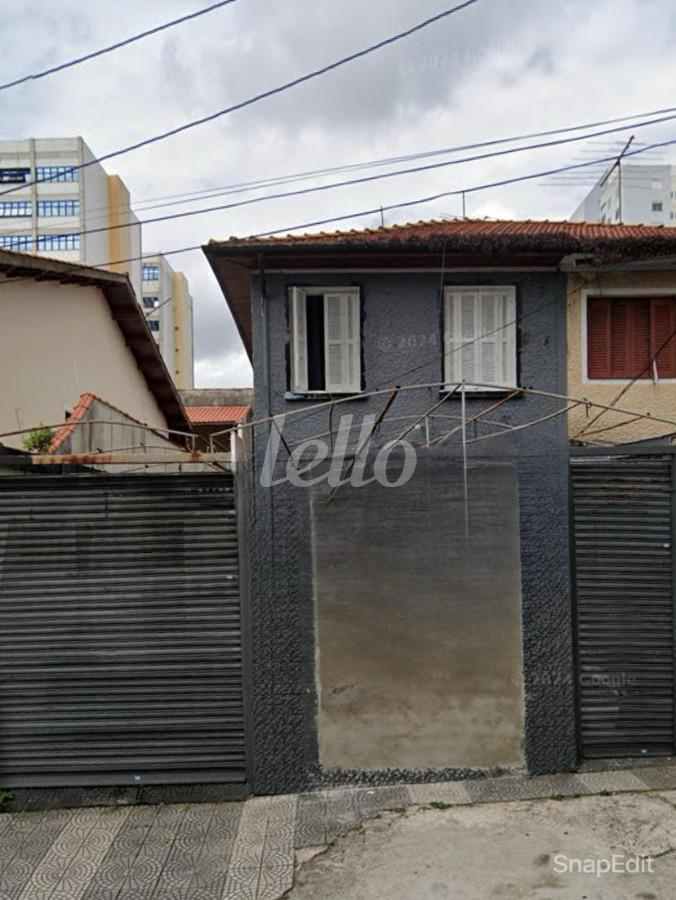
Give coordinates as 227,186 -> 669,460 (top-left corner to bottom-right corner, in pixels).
571,455 -> 675,758
0,474 -> 248,787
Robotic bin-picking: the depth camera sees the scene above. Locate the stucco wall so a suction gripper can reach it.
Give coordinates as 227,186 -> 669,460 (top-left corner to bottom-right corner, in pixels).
249,269 -> 575,792
0,276 -> 169,447
567,270 -> 676,443
312,454 -> 525,770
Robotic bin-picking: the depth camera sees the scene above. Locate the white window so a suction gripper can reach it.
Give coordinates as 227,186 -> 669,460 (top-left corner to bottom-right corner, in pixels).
290,287 -> 361,394
444,286 -> 517,390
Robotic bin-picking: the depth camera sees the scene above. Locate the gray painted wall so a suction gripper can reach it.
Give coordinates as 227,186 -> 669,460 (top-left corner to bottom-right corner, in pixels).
312,454 -> 525,770
248,269 -> 575,793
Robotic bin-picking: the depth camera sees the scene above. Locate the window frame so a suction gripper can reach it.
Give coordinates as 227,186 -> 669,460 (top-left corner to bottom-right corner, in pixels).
287,285 -> 362,396
0,201 -> 31,217
35,165 -> 79,183
37,199 -> 80,217
0,234 -> 32,250
142,264 -> 160,281
443,285 -> 518,392
581,287 -> 676,383
36,233 -> 80,251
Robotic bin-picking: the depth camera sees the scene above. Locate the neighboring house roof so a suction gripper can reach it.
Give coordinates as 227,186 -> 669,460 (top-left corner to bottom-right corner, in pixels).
50,392 -> 185,452
0,248 -> 189,434
203,218 -> 676,357
180,388 -> 253,408
50,392 -> 96,452
185,405 -> 250,424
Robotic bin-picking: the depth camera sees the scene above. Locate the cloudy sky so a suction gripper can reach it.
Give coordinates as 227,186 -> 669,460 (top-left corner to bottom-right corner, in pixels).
2,0 -> 675,386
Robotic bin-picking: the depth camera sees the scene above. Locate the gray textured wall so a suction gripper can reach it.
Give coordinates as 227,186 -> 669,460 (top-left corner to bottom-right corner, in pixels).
312,455 -> 525,770
249,270 -> 575,793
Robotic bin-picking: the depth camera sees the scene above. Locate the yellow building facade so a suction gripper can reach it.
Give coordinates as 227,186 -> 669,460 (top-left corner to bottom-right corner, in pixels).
567,270 -> 676,444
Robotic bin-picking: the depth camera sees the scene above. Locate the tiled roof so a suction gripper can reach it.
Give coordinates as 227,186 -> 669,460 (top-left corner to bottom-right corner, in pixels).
207,218 -> 676,250
204,217 -> 676,360
50,392 -> 185,452
185,405 -> 251,424
50,393 -> 96,452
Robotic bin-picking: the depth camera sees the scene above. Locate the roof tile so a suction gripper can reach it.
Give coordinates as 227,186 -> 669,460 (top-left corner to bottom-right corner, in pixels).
209,217 -> 676,249
185,405 -> 250,424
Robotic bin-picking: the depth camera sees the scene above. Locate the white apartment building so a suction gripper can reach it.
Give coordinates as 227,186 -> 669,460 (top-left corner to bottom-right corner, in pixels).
0,137 -> 142,298
142,254 -> 195,390
571,164 -> 676,225
0,137 -> 195,388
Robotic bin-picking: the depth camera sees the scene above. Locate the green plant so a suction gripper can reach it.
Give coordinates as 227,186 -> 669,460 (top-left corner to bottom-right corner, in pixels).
0,790 -> 13,812
23,426 -> 54,453
428,800 -> 453,810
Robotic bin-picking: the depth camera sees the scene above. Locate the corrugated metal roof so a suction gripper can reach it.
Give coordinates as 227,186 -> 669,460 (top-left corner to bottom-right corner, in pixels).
185,406 -> 250,423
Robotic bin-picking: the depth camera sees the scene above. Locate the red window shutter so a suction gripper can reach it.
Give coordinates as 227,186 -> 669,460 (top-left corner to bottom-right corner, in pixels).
626,300 -> 651,378
609,300 -> 630,376
651,299 -> 676,378
588,298 -> 611,377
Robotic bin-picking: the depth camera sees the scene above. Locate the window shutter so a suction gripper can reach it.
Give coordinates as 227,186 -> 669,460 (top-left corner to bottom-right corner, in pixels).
324,290 -> 360,393
651,299 -> 676,378
445,288 -> 516,388
290,287 -> 308,393
627,300 -> 651,377
588,298 -> 611,378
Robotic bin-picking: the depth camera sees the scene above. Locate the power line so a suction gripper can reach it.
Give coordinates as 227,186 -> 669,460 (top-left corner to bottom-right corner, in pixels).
4,137 -> 669,273
111,108 -> 676,212
0,0 -> 481,198
72,116 -> 676,240
10,119 -> 676,250
10,133 -> 674,267
28,103 -> 676,227
0,0 -> 240,92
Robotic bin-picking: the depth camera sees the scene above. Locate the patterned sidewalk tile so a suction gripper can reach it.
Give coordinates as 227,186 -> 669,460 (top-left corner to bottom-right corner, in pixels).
408,781 -> 472,806
0,810 -> 72,900
5,763 -> 676,900
576,770 -> 647,794
295,786 -> 410,849
633,765 -> 676,790
222,796 -> 296,900
463,779 -> 505,804
16,806 -> 129,900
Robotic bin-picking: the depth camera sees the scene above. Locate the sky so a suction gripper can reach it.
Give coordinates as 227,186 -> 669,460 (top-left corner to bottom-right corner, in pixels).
2,0 -> 676,387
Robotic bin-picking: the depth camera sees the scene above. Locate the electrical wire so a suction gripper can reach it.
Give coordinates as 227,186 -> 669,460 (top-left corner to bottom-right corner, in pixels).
0,0 -> 481,198
29,114 -> 676,245
61,134 -> 676,273
48,104 -> 676,226
4,129 -> 674,255
0,0 -> 240,92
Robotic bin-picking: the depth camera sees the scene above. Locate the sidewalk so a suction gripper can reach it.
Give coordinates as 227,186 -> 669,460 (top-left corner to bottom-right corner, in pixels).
2,763 -> 676,900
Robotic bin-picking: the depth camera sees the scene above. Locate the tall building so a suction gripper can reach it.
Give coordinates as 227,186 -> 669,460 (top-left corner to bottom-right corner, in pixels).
0,137 -> 194,388
141,254 -> 194,390
571,164 -> 676,225
0,137 -> 141,297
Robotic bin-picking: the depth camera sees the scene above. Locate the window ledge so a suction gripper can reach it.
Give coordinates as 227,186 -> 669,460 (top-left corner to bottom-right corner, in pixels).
438,387 -> 523,400
284,391 -> 368,402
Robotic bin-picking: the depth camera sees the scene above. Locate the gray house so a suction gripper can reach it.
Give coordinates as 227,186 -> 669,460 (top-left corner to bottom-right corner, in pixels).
205,218 -> 676,794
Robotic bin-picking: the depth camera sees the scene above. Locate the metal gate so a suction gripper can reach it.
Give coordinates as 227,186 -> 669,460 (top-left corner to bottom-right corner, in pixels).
0,474 -> 248,787
571,454 -> 675,758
